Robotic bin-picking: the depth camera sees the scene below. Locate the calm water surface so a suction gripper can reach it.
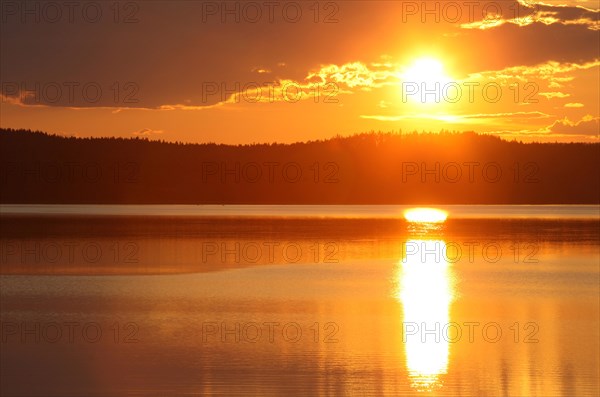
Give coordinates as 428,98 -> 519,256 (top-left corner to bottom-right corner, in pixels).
1,206 -> 598,396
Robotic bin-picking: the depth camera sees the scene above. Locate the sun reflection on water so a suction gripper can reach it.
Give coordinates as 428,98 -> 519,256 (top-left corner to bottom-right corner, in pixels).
396,209 -> 455,391
404,208 -> 448,223
404,208 -> 448,235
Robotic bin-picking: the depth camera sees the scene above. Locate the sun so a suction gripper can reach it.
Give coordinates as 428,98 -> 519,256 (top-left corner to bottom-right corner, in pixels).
404,208 -> 448,223
401,58 -> 451,104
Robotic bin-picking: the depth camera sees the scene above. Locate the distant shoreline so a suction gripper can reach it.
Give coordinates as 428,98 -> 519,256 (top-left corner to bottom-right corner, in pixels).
1,204 -> 599,219
2,129 -> 599,204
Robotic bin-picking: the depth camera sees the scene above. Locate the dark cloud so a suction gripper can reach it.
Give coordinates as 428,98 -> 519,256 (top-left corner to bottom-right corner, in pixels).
445,22 -> 599,75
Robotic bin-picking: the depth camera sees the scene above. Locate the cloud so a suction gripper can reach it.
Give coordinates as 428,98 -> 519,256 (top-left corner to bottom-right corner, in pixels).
1,0 -> 597,110
449,20 -> 600,74
546,115 -> 600,135
154,59 -> 598,111
360,111 -> 553,123
461,111 -> 553,119
460,1 -> 599,30
565,102 -> 585,107
133,128 -> 164,137
483,114 -> 600,140
306,62 -> 397,89
465,60 -> 599,102
539,1 -> 599,8
158,61 -> 395,109
540,91 -> 571,98
470,60 -> 599,82
252,68 -> 272,74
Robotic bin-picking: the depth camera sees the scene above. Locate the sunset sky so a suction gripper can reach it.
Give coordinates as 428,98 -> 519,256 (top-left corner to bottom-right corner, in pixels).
1,0 -> 598,143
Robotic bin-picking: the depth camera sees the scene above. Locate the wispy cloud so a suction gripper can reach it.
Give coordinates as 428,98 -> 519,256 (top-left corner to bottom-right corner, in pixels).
360,111 -> 553,123
540,92 -> 571,99
461,1 -> 600,30
133,128 -> 165,137
546,114 -> 600,135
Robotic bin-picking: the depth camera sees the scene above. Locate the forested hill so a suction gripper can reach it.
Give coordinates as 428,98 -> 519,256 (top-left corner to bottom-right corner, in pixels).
1,128 -> 598,204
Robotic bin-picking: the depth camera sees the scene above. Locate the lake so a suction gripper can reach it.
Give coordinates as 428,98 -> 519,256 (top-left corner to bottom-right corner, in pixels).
1,205 -> 599,396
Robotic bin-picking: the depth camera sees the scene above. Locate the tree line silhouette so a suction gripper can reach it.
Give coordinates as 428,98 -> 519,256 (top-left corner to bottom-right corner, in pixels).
1,128 -> 598,204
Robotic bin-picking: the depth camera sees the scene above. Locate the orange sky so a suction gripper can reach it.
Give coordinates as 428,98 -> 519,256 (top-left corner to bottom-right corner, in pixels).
1,0 -> 598,143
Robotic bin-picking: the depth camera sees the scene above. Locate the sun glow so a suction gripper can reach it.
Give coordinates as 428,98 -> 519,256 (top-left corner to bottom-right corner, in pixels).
401,58 -> 451,104
404,208 -> 448,223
